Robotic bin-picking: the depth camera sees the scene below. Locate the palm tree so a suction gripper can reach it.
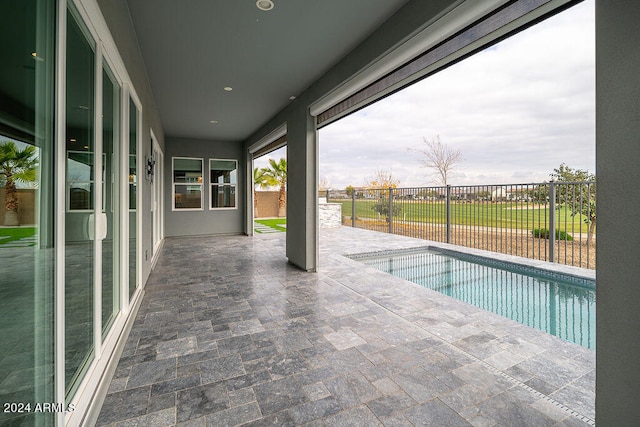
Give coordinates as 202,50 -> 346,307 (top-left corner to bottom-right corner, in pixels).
263,158 -> 287,217
0,141 -> 38,226
253,167 -> 269,218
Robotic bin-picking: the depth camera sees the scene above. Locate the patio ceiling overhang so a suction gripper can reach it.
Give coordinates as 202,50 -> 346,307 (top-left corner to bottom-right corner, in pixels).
125,0 -> 578,145
125,0 -> 412,142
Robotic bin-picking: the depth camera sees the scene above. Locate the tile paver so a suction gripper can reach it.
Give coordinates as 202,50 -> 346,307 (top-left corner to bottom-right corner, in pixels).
97,227 -> 595,426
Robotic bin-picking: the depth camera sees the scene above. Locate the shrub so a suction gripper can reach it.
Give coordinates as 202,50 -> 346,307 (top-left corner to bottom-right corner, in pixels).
372,198 -> 403,220
531,228 -> 573,241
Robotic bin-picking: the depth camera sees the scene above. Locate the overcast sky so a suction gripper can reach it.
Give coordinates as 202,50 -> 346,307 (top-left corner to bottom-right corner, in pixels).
257,0 -> 595,189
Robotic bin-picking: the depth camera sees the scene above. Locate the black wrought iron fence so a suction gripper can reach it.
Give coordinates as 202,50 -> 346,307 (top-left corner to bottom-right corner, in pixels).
327,181 -> 595,269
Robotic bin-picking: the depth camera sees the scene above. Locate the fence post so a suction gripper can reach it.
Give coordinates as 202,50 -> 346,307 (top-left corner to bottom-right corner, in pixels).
549,181 -> 556,263
325,189 -> 329,202
446,185 -> 451,243
388,187 -> 393,234
351,189 -> 356,228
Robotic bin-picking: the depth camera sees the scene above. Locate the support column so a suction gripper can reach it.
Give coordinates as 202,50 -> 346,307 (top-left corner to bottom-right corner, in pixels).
596,1 -> 640,424
286,107 -> 318,272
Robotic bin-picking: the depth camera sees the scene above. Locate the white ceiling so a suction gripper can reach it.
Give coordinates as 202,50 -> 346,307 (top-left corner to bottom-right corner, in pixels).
126,0 -> 411,142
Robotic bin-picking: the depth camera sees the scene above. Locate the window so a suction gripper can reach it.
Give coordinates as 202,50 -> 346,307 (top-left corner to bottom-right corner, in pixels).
209,159 -> 237,209
173,157 -> 203,210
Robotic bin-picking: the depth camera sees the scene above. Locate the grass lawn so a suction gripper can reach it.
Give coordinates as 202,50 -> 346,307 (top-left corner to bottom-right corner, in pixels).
331,199 -> 593,234
255,218 -> 287,232
0,227 -> 36,245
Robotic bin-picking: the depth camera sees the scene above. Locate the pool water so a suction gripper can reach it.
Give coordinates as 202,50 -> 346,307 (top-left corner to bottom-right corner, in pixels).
352,248 -> 596,349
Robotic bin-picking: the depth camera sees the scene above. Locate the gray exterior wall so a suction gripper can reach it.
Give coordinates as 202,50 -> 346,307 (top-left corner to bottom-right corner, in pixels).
595,1 -> 640,424
98,0 -> 165,284
165,137 -> 245,237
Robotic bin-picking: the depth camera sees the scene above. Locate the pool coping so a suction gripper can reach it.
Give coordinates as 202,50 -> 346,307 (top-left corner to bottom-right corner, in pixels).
345,243 -> 595,289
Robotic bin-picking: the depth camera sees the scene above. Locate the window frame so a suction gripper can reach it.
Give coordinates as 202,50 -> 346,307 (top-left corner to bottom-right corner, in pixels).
208,158 -> 238,210
172,156 -> 204,211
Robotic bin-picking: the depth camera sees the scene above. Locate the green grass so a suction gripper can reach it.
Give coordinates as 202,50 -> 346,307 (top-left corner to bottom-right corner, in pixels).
0,227 -> 36,245
255,218 -> 287,232
330,199 -> 593,234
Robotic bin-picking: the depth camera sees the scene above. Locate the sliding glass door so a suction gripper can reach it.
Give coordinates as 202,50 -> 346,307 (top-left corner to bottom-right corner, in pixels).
64,6 -> 96,398
151,134 -> 163,257
0,0 -> 56,425
1,1 -> 141,422
102,62 -> 120,338
128,98 -> 138,299
65,4 -> 126,403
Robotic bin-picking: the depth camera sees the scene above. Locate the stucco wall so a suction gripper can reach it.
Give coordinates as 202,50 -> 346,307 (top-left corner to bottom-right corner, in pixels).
595,1 -> 640,424
0,189 -> 35,225
254,191 -> 281,218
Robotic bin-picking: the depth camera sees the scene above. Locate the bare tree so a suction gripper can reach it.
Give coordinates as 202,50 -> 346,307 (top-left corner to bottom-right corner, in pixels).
318,176 -> 331,192
410,135 -> 463,186
364,167 -> 400,193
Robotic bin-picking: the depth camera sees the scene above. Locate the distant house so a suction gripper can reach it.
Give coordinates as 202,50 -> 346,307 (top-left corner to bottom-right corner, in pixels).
491,187 -> 533,202
491,187 -> 508,201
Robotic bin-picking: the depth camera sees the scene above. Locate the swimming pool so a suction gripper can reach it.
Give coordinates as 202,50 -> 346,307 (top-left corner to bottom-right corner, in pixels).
350,247 -> 596,349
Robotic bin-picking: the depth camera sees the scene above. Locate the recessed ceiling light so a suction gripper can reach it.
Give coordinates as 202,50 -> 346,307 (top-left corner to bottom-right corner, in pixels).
210,120 -> 218,124
256,0 -> 274,11
223,86 -> 233,92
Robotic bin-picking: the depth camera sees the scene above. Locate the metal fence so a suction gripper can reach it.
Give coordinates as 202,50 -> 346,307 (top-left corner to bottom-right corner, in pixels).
327,181 -> 596,269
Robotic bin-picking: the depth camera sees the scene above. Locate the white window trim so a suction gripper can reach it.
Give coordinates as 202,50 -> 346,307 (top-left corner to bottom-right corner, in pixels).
172,156 -> 204,211
208,158 -> 238,210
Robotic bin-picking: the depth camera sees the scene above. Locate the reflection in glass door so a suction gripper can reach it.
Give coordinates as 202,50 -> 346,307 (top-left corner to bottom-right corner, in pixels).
102,62 -> 120,338
65,7 -> 95,398
0,1 -> 56,424
129,98 -> 138,298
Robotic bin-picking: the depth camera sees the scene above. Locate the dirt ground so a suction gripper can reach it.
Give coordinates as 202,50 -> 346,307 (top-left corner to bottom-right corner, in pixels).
345,219 -> 596,270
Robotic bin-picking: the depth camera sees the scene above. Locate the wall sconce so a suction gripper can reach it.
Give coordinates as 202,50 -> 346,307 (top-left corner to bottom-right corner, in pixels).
146,156 -> 155,182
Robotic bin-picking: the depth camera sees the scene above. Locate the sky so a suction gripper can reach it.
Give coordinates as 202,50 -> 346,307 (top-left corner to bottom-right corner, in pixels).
256,0 -> 595,189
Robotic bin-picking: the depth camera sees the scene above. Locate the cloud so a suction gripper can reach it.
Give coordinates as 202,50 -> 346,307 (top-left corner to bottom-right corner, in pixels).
319,0 -> 595,189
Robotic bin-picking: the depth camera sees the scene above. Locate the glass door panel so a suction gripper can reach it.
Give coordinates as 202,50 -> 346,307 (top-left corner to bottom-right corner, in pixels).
102,62 -> 120,338
65,7 -> 96,398
151,137 -> 162,256
129,98 -> 138,298
0,0 -> 56,424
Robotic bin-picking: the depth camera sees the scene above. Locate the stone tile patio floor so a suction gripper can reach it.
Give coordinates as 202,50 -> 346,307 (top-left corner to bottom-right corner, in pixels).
96,227 -> 595,426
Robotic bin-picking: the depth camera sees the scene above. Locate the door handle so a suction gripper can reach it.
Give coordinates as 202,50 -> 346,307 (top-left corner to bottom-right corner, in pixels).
87,213 -> 108,241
